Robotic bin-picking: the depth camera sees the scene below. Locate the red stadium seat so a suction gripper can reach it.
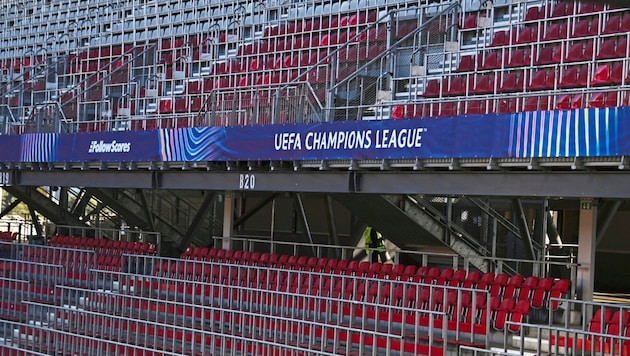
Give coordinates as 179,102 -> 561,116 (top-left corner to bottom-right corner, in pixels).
446,76 -> 468,96
466,99 -> 487,115
497,97 -> 518,113
524,6 -> 543,22
572,19 -> 599,38
528,69 -> 556,90
597,38 -> 619,60
456,54 -> 476,72
480,51 -> 503,70
543,22 -> 567,41
506,48 -> 532,68
558,65 -> 589,89
603,15 -> 622,35
489,30 -> 509,47
524,96 -> 550,112
535,45 -> 562,65
516,26 -> 538,44
461,14 -> 478,29
592,62 -> 624,86
472,74 -> 495,94
589,92 -> 618,108
422,79 -> 442,97
499,70 -> 525,92
565,40 -> 595,63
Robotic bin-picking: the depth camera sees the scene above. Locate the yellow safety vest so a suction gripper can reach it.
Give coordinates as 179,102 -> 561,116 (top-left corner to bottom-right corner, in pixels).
363,227 -> 385,253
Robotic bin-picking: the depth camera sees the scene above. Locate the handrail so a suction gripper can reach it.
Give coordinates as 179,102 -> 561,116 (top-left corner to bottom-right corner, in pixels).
329,1 -> 461,93
404,194 -> 496,263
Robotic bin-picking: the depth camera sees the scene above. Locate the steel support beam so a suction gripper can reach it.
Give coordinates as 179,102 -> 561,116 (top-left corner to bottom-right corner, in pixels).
233,193 -> 279,228
29,207 -> 43,237
11,170 -> 630,198
294,193 -> 316,256
324,194 -> 340,257
596,199 -> 622,247
0,199 -> 21,219
512,198 -> 536,261
17,171 -> 155,189
178,191 -> 216,251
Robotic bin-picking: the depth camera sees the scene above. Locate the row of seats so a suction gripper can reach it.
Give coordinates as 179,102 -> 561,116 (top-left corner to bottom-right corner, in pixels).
0,231 -> 17,242
551,307 -> 630,354
48,235 -> 156,256
35,287 -> 444,356
176,247 -> 569,312
430,63 -> 628,99
524,1 -> 607,22
460,38 -> 628,75
408,92 -> 623,117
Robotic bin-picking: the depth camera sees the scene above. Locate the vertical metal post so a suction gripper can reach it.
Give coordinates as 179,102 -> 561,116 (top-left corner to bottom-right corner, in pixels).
444,196 -> 452,245
270,196 -> 276,254
325,52 -> 338,123
222,192 -> 234,251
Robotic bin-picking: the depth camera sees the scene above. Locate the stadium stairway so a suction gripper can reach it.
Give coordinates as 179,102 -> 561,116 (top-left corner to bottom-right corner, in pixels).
334,194 -> 489,271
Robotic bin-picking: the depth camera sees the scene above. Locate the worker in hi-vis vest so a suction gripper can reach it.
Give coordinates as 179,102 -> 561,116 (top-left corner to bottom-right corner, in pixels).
363,226 -> 387,263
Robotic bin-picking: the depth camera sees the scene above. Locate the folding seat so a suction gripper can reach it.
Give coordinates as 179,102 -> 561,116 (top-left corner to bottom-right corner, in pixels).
480,51 -> 502,70
597,38 -> 618,60
543,22 -> 567,41
399,264 -> 417,280
473,74 -> 495,94
448,269 -> 467,287
490,273 -> 509,297
516,26 -> 538,44
522,276 -> 538,290
606,310 -> 630,349
422,267 -> 441,284
507,48 -> 531,68
528,69 -> 556,90
499,71 -> 525,92
621,14 -> 630,32
422,79 -> 442,97
477,271 -> 495,290
446,76 -> 466,96
603,15 -> 622,35
493,298 -> 516,331
497,97 -> 518,113
456,54 -> 475,72
461,14 -> 478,30
589,92 -> 618,108
558,65 -> 589,89
572,18 -> 598,38
555,94 -> 573,110
436,268 -> 454,284
547,279 -> 571,310
524,6 -> 542,22
438,102 -> 458,116
366,262 -> 381,277
592,62 -> 624,86
346,259 -> 360,275
507,300 -> 531,333
466,100 -> 487,115
535,45 -> 562,65
531,277 -> 555,309
565,40 -> 595,63
550,2 -> 570,18
616,37 -> 628,58
490,30 -> 509,47
578,2 -> 603,14
334,259 -> 349,274
589,308 -> 614,339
